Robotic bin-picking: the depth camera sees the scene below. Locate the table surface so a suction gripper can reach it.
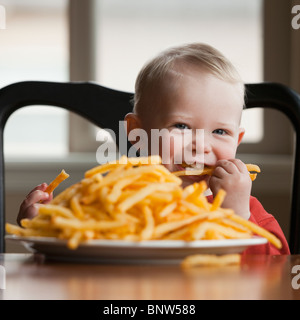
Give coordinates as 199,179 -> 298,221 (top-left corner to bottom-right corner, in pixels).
1,253 -> 300,300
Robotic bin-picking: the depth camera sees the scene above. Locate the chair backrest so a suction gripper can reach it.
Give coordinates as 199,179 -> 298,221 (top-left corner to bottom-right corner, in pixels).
245,83 -> 300,254
0,81 -> 299,253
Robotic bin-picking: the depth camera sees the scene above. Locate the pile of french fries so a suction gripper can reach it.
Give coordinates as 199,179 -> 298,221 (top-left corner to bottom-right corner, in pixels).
6,156 -> 281,252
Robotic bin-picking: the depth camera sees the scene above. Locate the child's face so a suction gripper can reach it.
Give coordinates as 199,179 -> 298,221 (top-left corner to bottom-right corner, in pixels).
131,67 -> 245,188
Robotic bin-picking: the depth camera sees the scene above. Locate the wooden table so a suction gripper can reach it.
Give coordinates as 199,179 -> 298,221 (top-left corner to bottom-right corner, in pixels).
0,254 -> 300,300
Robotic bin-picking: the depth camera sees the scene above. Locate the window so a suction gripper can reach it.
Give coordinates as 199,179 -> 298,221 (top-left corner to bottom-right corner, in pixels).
97,0 -> 263,143
1,0 -> 68,158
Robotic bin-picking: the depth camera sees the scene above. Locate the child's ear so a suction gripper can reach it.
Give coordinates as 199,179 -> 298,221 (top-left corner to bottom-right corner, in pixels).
124,113 -> 142,136
237,127 -> 245,146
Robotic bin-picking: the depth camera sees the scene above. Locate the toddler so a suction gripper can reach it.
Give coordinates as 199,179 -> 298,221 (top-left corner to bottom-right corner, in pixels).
18,43 -> 290,255
125,43 -> 289,255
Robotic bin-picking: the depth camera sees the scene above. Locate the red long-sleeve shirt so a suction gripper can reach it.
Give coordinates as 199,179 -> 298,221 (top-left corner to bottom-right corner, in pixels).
207,195 -> 290,255
243,196 -> 290,255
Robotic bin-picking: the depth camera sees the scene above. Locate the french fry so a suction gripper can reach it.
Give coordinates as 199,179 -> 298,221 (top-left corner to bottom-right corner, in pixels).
38,205 -> 76,219
153,213 -> 214,239
227,214 -> 282,249
6,156 -> 280,257
117,182 -> 179,212
70,196 -> 85,219
52,216 -> 125,231
173,163 -> 261,181
246,164 -> 261,173
140,205 -> 155,240
181,254 -> 241,268
158,201 -> 177,218
210,189 -> 226,211
84,155 -> 161,178
45,170 -> 69,195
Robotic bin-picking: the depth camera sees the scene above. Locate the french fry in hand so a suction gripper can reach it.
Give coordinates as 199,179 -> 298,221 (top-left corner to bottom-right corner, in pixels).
173,163 -> 261,181
45,170 -> 69,195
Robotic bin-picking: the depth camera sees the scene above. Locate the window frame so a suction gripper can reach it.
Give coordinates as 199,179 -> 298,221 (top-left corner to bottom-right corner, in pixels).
238,0 -> 299,156
68,0 -> 99,153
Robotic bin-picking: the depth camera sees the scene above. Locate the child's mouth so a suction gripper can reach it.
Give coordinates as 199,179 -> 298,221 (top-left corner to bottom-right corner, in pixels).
176,162 -> 214,173
174,163 -> 210,182
180,162 -> 204,170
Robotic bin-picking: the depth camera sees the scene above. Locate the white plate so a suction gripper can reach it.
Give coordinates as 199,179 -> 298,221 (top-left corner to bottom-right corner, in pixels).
6,235 -> 268,264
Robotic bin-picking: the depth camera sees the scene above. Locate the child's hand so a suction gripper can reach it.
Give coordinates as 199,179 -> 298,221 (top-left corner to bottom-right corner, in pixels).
209,159 -> 252,220
17,183 -> 53,226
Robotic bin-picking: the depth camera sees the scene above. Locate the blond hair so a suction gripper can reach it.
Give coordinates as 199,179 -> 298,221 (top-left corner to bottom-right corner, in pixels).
133,43 -> 244,115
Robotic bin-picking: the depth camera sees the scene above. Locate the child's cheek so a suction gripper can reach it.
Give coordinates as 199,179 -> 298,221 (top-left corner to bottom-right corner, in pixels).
215,143 -> 238,161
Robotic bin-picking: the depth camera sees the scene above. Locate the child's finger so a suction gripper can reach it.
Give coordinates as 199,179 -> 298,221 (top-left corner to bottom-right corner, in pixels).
21,190 -> 50,212
42,192 -> 53,204
28,190 -> 50,203
25,183 -> 48,197
25,204 -> 42,220
213,160 -> 236,177
214,159 -> 244,175
229,159 -> 249,174
17,203 -> 41,226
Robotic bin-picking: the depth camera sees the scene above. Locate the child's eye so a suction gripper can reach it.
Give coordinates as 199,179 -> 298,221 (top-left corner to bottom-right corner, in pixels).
174,123 -> 189,130
213,129 -> 227,135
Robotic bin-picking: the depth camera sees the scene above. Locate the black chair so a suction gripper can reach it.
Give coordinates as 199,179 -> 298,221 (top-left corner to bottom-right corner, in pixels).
0,81 -> 299,253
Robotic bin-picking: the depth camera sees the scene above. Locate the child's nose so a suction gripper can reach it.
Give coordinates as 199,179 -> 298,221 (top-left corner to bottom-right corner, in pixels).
203,136 -> 212,153
190,131 -> 211,155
